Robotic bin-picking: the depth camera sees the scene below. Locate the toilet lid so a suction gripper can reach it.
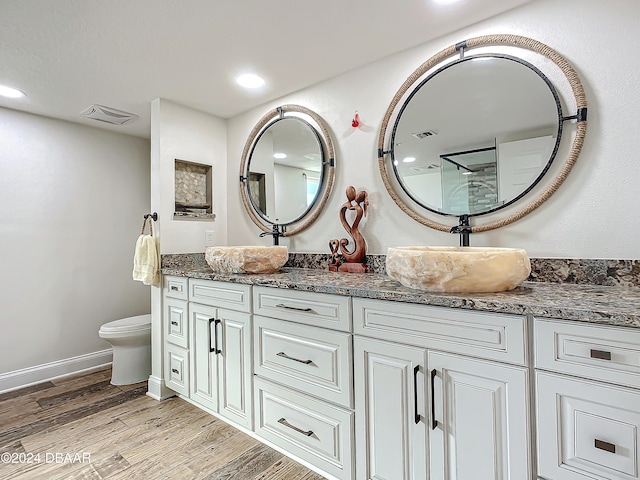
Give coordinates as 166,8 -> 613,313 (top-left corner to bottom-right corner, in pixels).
100,314 -> 151,334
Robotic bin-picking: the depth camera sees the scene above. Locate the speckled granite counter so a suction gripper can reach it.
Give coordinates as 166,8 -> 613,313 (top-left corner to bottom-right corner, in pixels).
161,266 -> 640,328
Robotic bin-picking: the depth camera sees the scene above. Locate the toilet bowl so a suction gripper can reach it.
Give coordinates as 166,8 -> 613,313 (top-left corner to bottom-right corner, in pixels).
99,314 -> 151,385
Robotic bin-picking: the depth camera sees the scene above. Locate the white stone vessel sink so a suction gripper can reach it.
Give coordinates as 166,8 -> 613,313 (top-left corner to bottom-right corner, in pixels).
205,246 -> 288,274
386,246 -> 531,293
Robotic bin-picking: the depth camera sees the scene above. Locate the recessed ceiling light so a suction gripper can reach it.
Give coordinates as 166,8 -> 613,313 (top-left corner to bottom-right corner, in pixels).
433,0 -> 460,4
403,157 -> 416,163
236,74 -> 265,89
0,84 -> 26,98
273,153 -> 287,159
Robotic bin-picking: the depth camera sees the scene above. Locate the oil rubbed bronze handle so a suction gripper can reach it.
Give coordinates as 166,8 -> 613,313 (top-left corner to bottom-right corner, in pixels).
277,417 -> 314,437
414,365 -> 420,424
277,352 -> 313,365
590,349 -> 612,361
595,439 -> 616,454
170,285 -> 179,291
213,319 -> 222,355
431,369 -> 438,430
275,303 -> 313,312
171,368 -> 179,374
209,318 -> 216,353
171,321 -> 179,326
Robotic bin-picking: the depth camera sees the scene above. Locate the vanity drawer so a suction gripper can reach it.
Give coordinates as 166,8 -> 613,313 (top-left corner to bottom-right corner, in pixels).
189,279 -> 251,313
164,297 -> 188,348
254,315 -> 353,408
254,377 -> 354,480
164,275 -> 188,300
253,286 -> 351,332
537,371 -> 640,480
535,318 -> 640,388
353,297 -> 527,365
165,343 -> 189,396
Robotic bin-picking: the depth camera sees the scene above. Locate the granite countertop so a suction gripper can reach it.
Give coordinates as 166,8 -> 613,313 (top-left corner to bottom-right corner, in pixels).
161,266 -> 640,328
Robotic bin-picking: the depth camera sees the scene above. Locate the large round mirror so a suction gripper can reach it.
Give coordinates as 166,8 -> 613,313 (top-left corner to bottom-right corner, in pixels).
378,34 -> 587,241
240,105 -> 335,240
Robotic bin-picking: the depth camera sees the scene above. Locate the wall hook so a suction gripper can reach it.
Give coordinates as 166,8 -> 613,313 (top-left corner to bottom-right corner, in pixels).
352,111 -> 360,128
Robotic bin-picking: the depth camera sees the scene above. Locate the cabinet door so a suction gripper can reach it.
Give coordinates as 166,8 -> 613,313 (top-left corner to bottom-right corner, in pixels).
354,336 -> 428,480
218,308 -> 253,430
189,302 -> 219,412
429,351 -> 531,480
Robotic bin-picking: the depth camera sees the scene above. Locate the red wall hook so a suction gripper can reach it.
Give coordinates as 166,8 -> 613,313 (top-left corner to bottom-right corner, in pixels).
352,111 -> 360,128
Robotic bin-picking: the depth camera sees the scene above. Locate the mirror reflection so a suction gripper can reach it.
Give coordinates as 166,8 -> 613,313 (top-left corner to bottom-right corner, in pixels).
392,55 -> 561,216
248,117 -> 324,224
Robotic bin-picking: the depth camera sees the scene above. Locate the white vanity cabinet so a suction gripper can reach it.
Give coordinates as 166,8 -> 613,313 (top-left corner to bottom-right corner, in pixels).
252,286 -> 355,480
188,278 -> 253,429
535,318 -> 640,480
353,297 -> 532,480
163,276 -> 190,396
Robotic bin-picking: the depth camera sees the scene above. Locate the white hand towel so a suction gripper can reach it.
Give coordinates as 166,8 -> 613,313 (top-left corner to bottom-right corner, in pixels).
132,234 -> 160,286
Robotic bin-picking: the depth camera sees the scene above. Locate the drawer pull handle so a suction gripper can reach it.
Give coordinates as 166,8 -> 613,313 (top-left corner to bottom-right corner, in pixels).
277,417 -> 314,437
595,439 -> 616,454
171,321 -> 179,326
170,286 -> 179,291
275,303 -> 313,312
277,352 -> 313,365
590,349 -> 612,361
171,368 -> 179,374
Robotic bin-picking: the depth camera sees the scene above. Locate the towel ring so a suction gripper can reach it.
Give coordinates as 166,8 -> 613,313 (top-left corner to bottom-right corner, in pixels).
140,216 -> 154,236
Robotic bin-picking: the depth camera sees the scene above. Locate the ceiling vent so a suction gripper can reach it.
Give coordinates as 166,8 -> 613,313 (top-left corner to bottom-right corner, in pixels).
81,105 -> 138,125
412,130 -> 437,140
409,164 -> 440,172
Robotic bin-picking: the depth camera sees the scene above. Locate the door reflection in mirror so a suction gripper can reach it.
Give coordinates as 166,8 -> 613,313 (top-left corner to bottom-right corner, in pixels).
248,117 -> 324,224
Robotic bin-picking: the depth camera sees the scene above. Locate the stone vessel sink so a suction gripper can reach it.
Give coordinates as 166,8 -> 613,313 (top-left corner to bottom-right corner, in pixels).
386,246 -> 531,293
205,246 -> 288,274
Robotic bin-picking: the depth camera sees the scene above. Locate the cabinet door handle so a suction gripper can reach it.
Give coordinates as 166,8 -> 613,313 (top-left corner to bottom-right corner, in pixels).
277,352 -> 313,365
275,303 -> 313,312
170,285 -> 179,291
431,369 -> 438,430
213,319 -> 222,355
590,349 -> 612,361
208,318 -> 216,353
277,417 -> 314,437
171,368 -> 179,374
595,439 -> 616,454
414,365 -> 420,424
171,321 -> 179,326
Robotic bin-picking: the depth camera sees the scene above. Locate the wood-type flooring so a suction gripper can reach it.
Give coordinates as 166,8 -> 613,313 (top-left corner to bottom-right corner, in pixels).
0,367 -> 325,479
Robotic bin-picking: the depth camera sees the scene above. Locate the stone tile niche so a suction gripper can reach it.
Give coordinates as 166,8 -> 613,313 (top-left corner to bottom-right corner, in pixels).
174,159 -> 215,220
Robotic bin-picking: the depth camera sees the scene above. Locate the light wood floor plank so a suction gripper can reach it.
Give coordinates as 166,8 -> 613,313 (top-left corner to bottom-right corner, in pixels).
157,431 -> 259,480
0,368 -> 329,480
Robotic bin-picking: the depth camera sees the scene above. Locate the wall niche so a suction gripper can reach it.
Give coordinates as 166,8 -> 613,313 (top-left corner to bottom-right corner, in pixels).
174,159 -> 215,220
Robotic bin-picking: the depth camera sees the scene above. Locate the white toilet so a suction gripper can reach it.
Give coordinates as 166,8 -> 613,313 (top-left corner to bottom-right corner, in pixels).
99,314 -> 152,385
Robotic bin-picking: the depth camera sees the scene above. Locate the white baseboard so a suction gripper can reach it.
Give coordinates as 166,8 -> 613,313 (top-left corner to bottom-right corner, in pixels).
146,375 -> 176,401
0,349 -> 114,394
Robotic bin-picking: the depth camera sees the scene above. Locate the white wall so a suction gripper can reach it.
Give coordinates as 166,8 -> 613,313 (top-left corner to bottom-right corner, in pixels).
226,0 -> 640,260
151,99 -> 227,253
0,107 -> 151,375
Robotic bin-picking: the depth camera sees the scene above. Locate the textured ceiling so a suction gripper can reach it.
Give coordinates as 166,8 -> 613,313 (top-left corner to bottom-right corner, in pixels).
0,0 -> 533,138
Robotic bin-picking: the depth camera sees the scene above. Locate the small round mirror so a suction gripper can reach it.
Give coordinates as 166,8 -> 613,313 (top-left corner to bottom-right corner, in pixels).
240,105 -> 335,239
